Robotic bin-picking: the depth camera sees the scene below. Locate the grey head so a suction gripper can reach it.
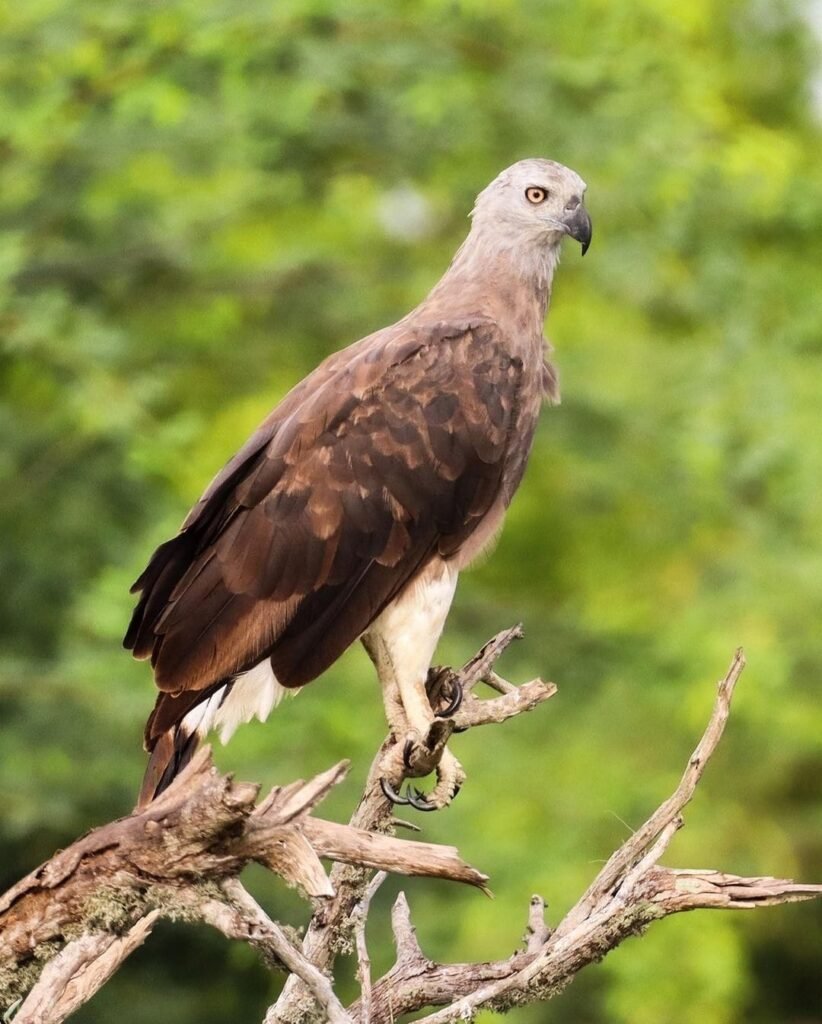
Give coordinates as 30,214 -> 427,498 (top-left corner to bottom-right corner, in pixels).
471,158 -> 592,256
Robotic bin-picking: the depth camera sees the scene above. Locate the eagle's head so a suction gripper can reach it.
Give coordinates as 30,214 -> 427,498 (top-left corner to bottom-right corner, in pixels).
472,158 -> 592,256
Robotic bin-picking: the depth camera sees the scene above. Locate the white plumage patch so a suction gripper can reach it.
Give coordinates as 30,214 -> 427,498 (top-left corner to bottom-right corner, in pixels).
369,560 -> 459,682
181,687 -> 225,740
365,558 -> 459,725
181,659 -> 289,745
217,659 -> 289,743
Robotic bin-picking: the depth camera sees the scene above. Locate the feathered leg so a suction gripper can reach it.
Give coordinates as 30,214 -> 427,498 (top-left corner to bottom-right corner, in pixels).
362,558 -> 465,810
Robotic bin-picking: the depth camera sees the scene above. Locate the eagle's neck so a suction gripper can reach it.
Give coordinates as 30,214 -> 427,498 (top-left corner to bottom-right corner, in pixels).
422,225 -> 561,333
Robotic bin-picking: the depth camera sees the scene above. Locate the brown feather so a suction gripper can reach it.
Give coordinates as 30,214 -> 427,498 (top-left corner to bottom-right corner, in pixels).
127,155 -> 593,806
126,317 -> 546,711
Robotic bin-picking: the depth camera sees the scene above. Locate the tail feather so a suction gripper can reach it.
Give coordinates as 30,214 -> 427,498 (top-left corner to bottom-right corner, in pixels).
137,725 -> 200,810
138,682 -> 232,809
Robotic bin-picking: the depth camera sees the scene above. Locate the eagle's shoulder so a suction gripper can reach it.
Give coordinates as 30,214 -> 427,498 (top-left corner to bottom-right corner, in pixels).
191,314 -> 509,518
124,313 -> 530,692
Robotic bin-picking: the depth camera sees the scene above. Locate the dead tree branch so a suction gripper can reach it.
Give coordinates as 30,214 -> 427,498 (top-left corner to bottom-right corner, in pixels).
350,649 -> 822,1024
0,744 -> 484,1017
13,914 -> 160,1024
352,872 -> 388,1024
1,638 -> 818,1024
267,625 -> 548,1024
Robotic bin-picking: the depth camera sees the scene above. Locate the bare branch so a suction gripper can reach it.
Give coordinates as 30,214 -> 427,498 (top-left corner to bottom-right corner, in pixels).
353,649 -> 822,1024
0,747 -> 484,1011
3,640 -> 819,1024
557,648 -> 746,936
202,881 -> 353,1024
458,625 -> 526,688
302,819 -> 487,889
482,670 -> 518,695
524,896 -> 550,953
352,872 -> 388,1024
649,868 -> 822,911
390,892 -> 427,967
14,913 -> 160,1024
360,889 -> 528,1024
452,678 -> 556,730
266,743 -> 403,1024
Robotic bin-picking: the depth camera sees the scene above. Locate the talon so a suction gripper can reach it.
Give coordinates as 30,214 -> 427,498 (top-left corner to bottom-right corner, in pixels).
402,738 -> 416,771
380,777 -> 410,805
435,676 -> 463,718
407,787 -> 438,812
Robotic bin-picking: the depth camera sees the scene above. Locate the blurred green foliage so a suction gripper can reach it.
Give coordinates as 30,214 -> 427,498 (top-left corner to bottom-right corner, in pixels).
1,0 -> 820,1021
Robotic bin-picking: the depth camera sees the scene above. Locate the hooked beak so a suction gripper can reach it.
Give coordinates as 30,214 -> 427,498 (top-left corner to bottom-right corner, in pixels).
561,202 -> 592,255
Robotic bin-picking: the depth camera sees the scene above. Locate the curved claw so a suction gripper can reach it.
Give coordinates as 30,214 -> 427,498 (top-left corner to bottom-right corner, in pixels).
380,777 -> 410,806
434,677 -> 464,718
402,738 -> 416,771
407,787 -> 439,812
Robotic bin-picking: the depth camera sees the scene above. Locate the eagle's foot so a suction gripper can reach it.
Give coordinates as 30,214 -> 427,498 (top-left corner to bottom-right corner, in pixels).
407,749 -> 466,811
379,738 -> 465,811
427,666 -> 464,719
377,724 -> 446,787
402,719 -> 454,775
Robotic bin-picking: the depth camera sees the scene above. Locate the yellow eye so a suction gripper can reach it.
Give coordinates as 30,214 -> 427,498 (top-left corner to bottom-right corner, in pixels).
525,186 -> 548,204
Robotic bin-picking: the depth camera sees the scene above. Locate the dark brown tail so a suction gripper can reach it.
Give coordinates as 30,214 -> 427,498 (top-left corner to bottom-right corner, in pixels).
137,725 -> 200,810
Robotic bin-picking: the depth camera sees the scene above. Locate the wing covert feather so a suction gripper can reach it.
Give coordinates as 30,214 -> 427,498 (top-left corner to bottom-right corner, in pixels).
125,319 -> 538,698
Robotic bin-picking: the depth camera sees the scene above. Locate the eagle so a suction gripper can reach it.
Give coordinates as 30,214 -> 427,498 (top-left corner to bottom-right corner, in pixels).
125,159 -> 591,811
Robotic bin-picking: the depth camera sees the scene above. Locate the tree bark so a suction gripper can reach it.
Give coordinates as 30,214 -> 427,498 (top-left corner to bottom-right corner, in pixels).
1,639 -> 819,1024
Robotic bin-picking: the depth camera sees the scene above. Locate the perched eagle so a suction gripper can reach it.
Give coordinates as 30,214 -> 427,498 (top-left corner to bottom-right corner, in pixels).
125,159 -> 591,810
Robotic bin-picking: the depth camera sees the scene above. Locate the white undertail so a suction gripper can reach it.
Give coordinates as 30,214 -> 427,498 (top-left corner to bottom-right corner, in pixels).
181,659 -> 290,744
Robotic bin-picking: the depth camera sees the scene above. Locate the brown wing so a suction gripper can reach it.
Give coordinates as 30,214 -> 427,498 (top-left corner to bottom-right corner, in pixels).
125,318 -> 537,742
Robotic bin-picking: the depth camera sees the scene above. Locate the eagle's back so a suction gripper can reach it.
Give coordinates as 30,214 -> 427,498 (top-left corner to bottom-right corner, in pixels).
125,316 -> 548,751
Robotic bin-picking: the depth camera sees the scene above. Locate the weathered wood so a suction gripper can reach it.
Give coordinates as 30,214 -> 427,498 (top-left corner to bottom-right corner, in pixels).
303,819 -> 488,888
346,651 -> 822,1024
0,745 -> 485,1014
1,642 -> 820,1024
267,626 -> 539,1024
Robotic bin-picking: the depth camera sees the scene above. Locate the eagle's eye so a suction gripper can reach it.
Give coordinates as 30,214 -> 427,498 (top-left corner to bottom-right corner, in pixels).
525,186 -> 548,205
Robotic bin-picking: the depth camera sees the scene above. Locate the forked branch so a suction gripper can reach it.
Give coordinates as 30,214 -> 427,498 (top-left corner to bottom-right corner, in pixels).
267,625 -> 554,1024
347,649 -> 822,1024
0,741 -> 485,1018
1,639 -> 819,1024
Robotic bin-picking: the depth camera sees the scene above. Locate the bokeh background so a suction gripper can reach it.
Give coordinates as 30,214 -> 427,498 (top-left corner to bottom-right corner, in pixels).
1,1 -> 821,1021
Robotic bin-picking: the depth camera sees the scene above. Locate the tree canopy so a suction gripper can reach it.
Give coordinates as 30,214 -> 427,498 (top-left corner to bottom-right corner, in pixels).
1,2 -> 820,1021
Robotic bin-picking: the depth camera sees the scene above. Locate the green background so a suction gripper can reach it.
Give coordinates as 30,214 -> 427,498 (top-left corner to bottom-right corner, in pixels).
1,0 -> 820,1021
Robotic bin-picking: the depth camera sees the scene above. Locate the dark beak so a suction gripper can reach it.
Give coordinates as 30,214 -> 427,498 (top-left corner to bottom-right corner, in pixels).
562,203 -> 592,256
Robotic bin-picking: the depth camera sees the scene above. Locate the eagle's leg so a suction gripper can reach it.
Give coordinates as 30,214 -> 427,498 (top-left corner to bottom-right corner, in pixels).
362,559 -> 465,810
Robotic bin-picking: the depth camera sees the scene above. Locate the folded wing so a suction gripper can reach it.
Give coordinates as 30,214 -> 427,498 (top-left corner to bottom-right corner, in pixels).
125,319 -> 534,748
